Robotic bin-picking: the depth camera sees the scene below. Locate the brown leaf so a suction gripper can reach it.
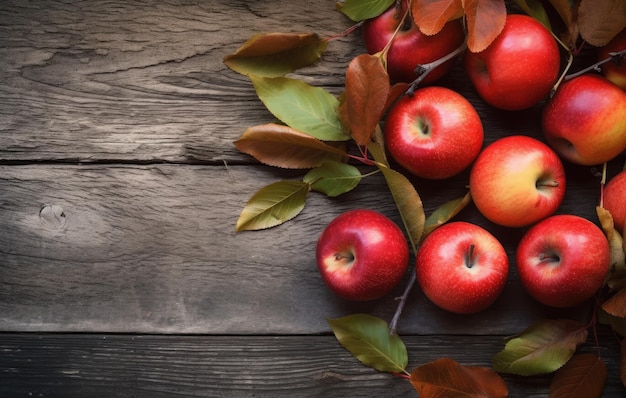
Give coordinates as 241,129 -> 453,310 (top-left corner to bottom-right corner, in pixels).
411,358 -> 508,398
546,0 -> 580,48
464,0 -> 507,53
619,339 -> 626,387
384,82 -> 409,114
578,0 -> 626,47
412,0 -> 464,36
234,123 -> 348,169
549,354 -> 607,398
602,287 -> 626,317
223,32 -> 327,77
345,54 -> 390,147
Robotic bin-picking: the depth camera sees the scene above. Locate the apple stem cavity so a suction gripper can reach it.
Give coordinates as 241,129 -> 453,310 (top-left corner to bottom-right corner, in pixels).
536,179 -> 560,189
333,251 -> 355,263
538,252 -> 560,265
564,48 -> 626,82
406,40 -> 468,96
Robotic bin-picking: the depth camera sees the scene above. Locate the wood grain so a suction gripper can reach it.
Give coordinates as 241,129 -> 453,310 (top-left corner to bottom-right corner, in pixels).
0,0 -> 359,163
0,333 -> 623,397
0,1 -> 625,396
0,162 -> 615,334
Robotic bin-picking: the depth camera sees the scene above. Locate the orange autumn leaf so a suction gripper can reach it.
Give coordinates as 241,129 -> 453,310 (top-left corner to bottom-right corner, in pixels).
344,54 -> 390,147
464,0 -> 507,52
410,358 -> 508,397
412,0 -> 464,36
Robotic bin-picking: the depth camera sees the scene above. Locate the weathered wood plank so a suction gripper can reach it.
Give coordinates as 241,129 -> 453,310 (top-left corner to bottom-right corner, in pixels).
0,0 -> 603,164
0,333 -> 623,397
0,0 -> 360,163
0,162 -> 617,334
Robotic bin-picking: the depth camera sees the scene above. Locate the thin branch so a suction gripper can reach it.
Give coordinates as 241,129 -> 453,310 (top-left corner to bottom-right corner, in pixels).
565,49 -> 626,81
389,269 -> 416,335
406,40 -> 468,96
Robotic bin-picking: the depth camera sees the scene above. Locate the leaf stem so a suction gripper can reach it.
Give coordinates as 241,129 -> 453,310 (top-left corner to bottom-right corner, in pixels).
378,1 -> 412,63
325,21 -> 363,41
564,49 -> 626,82
406,40 -> 468,96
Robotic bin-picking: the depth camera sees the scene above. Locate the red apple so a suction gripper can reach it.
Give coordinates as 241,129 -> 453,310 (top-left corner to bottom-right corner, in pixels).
316,209 -> 409,301
469,135 -> 566,228
416,221 -> 509,314
363,0 -> 465,84
599,28 -> 626,90
384,86 -> 484,179
542,74 -> 626,166
516,214 -> 610,308
464,14 -> 560,110
604,169 -> 626,234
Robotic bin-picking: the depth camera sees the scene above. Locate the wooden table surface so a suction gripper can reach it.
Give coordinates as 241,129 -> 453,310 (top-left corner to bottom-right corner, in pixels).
0,1 -> 624,396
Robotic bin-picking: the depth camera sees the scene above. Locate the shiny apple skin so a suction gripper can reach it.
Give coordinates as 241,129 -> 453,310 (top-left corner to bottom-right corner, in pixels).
542,74 -> 626,166
516,214 -> 610,308
384,86 -> 484,179
469,135 -> 566,228
362,1 -> 465,84
416,221 -> 509,314
464,14 -> 560,110
604,169 -> 626,233
599,28 -> 626,90
316,209 -> 409,301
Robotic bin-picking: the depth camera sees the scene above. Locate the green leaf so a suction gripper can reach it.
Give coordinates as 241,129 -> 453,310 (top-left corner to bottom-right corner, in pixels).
234,123 -> 348,169
236,180 -> 310,232
336,0 -> 395,21
223,32 -> 327,77
511,0 -> 552,30
492,319 -> 588,376
303,161 -> 362,197
328,314 -> 408,373
377,163 -> 425,252
423,191 -> 472,239
250,76 -> 349,142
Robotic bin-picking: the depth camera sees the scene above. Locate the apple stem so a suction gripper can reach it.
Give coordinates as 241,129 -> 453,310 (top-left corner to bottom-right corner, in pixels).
537,180 -> 559,188
465,244 -> 476,269
389,268 -> 416,335
406,40 -> 468,96
564,48 -> 626,82
333,252 -> 354,262
599,162 -> 607,207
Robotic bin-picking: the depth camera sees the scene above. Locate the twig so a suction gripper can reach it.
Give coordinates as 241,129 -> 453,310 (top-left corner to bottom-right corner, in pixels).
389,268 -> 416,335
406,40 -> 468,96
564,49 -> 626,82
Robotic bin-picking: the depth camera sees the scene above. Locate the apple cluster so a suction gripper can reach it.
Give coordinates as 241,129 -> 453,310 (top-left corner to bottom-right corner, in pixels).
316,6 -> 626,314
